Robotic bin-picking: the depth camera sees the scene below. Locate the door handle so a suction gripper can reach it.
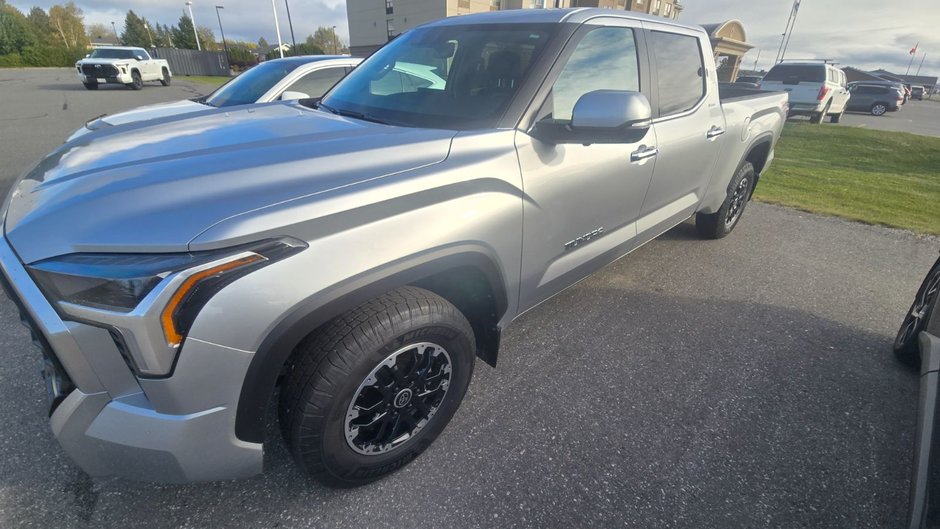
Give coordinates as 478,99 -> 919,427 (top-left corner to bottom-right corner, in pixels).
706,127 -> 725,139
630,146 -> 658,162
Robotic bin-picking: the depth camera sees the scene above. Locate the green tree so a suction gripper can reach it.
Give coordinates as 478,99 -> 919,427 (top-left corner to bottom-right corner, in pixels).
289,42 -> 324,56
121,10 -> 151,47
0,3 -> 36,55
257,36 -> 268,48
48,2 -> 87,49
307,27 -> 345,55
26,6 -> 54,44
172,12 -> 197,49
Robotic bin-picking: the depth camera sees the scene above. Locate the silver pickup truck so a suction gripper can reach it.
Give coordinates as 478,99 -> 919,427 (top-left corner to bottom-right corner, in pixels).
0,9 -> 787,486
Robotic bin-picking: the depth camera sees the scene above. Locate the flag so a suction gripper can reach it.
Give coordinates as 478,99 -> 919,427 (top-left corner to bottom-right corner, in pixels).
910,42 -> 919,55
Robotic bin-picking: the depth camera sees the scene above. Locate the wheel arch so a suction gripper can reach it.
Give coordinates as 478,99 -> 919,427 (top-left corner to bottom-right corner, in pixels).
741,133 -> 774,196
234,247 -> 509,444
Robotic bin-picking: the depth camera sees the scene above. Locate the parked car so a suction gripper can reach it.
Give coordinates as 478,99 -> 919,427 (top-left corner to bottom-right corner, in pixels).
68,56 -> 361,141
912,86 -> 926,100
894,256 -> 940,528
759,61 -> 850,123
76,47 -> 171,90
0,9 -> 787,486
846,83 -> 905,115
848,80 -> 906,103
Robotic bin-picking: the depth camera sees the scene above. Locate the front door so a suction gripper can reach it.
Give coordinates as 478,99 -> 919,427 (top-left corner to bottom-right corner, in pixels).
516,21 -> 656,311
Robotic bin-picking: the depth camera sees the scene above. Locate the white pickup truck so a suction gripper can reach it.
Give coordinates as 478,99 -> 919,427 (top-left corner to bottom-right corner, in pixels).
76,46 -> 172,90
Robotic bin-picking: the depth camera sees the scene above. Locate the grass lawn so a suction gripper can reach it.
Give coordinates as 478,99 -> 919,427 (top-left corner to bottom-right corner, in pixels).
179,75 -> 231,87
754,122 -> 940,236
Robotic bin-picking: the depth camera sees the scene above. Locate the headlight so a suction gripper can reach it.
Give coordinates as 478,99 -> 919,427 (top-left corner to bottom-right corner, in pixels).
27,238 -> 306,376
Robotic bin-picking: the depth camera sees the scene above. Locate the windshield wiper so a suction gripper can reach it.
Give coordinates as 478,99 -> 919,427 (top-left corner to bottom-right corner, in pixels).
316,101 -> 395,126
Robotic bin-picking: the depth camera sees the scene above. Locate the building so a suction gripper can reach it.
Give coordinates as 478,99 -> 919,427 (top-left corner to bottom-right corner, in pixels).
700,20 -> 753,82
843,66 -> 938,89
255,43 -> 292,61
347,0 -> 681,56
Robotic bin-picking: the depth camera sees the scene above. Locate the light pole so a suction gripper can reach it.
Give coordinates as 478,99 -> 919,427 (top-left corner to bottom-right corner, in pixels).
215,5 -> 229,63
331,25 -> 337,54
270,0 -> 284,58
186,1 -> 202,51
284,0 -> 297,53
111,21 -> 118,40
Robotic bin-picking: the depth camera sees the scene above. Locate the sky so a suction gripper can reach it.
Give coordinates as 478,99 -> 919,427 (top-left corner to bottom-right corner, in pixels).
8,0 -> 940,77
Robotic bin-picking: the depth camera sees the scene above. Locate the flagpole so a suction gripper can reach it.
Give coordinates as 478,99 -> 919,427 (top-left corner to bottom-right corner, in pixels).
916,52 -> 927,76
907,43 -> 919,75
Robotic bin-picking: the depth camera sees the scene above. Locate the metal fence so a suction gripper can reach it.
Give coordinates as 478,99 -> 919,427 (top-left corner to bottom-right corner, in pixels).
151,48 -> 230,77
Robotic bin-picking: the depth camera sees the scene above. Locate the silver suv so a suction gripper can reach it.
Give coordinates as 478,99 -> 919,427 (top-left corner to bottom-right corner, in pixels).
1,9 -> 786,485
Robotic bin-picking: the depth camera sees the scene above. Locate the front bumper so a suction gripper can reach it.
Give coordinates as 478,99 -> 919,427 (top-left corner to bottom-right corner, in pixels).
78,72 -> 133,85
0,235 -> 263,483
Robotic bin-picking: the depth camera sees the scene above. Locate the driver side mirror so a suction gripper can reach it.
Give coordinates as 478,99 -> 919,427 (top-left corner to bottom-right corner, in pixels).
531,90 -> 652,145
280,90 -> 311,101
135,55 -> 144,61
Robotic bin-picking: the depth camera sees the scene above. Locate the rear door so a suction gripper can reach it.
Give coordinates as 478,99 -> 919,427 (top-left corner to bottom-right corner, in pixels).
515,19 -> 656,311
636,25 -> 723,242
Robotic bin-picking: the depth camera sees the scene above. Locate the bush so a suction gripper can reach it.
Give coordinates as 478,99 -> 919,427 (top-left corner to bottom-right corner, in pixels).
19,45 -> 86,67
0,53 -> 24,67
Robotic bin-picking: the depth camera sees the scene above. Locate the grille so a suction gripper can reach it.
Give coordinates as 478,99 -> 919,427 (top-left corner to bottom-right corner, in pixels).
81,63 -> 118,77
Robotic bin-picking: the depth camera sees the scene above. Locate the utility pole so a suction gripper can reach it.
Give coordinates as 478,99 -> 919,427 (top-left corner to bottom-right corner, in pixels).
215,5 -> 229,66
752,49 -> 761,72
186,1 -> 202,50
775,0 -> 801,64
284,0 -> 297,53
270,0 -> 284,59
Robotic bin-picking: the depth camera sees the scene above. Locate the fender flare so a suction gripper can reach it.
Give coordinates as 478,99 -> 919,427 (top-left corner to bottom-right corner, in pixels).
234,245 -> 509,443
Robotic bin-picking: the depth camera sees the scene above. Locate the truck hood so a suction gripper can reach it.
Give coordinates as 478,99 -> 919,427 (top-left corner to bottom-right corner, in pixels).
4,102 -> 455,263
66,100 -> 209,142
77,58 -> 134,66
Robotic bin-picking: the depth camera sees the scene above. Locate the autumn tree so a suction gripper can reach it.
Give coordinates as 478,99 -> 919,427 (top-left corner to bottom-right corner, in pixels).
48,2 -> 88,48
86,22 -> 112,40
307,27 -> 345,55
196,26 -> 217,50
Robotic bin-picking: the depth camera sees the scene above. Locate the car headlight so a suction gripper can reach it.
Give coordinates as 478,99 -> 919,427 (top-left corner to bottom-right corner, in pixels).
27,238 -> 306,375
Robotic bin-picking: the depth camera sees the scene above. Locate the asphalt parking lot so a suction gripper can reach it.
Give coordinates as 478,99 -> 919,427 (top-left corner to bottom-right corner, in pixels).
0,68 -> 937,529
835,99 -> 940,137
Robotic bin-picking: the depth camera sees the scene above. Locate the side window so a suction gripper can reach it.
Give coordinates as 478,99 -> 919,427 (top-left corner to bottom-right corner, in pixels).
285,67 -> 347,98
651,31 -> 705,116
541,26 -> 640,122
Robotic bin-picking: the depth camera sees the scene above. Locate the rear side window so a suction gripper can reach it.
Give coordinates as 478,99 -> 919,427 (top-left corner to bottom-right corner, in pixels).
763,64 -> 826,83
286,67 -> 347,98
651,31 -> 705,116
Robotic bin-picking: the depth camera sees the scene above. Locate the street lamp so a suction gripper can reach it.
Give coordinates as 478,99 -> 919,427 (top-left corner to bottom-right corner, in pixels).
186,1 -> 202,51
270,0 -> 284,59
284,0 -> 297,53
331,25 -> 337,54
111,21 -> 118,40
215,5 -> 229,65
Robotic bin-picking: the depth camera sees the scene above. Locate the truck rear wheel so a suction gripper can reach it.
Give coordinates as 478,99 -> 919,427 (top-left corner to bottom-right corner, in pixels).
279,287 -> 475,487
160,68 -> 171,86
695,161 -> 754,240
894,259 -> 940,368
810,101 -> 830,124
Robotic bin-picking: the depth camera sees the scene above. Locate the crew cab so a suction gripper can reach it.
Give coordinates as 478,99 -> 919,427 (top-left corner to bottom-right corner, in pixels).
1,9 -> 787,486
76,46 -> 171,90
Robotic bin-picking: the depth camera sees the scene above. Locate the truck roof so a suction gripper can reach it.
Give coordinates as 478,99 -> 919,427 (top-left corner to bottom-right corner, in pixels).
423,7 -> 704,34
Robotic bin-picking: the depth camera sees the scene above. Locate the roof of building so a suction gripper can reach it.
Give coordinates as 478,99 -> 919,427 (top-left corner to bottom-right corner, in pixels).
871,69 -> 938,87
700,20 -> 746,42
256,43 -> 292,54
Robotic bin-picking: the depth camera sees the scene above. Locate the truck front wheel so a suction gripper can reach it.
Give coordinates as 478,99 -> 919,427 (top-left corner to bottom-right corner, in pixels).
695,161 -> 755,240
279,287 -> 476,487
82,81 -> 98,90
127,71 -> 143,90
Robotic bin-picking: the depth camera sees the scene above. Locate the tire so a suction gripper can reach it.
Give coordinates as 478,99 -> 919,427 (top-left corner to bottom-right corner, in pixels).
830,107 -> 844,123
160,68 -> 171,86
279,287 -> 476,487
696,161 -> 755,240
871,103 -> 888,116
894,258 -> 940,368
127,71 -> 143,90
810,101 -> 831,124
82,81 -> 98,90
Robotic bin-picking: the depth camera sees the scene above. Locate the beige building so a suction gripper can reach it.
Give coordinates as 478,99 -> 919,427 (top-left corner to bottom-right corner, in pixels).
347,0 -> 681,56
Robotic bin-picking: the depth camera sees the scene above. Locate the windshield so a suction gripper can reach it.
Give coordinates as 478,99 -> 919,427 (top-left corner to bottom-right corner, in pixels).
89,48 -> 142,60
204,61 -> 303,107
320,24 -> 556,129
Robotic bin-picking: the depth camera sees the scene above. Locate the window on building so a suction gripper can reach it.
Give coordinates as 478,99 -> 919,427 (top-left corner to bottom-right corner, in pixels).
386,0 -> 393,14
538,26 -> 640,122
283,67 -> 348,98
386,19 -> 395,40
663,2 -> 671,16
459,0 -> 471,8
651,30 -> 706,115
653,0 -> 661,13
